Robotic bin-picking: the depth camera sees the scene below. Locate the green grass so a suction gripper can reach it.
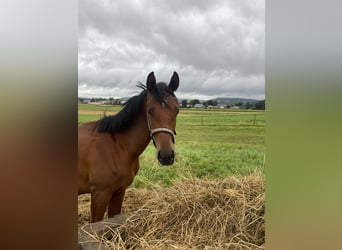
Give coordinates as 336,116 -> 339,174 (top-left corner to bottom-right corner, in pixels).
78,104 -> 121,124
78,114 -> 101,124
78,106 -> 265,188
78,104 -> 122,112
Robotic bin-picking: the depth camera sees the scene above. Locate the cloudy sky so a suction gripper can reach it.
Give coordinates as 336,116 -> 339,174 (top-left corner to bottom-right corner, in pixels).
78,0 -> 264,100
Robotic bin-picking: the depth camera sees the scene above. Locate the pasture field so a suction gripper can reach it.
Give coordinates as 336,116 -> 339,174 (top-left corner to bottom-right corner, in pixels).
78,104 -> 265,188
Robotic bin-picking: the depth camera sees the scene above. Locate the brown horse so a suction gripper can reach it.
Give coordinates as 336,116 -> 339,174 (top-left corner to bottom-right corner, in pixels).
78,72 -> 180,222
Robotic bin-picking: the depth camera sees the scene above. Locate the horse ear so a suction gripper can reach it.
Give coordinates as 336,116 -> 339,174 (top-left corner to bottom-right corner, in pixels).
168,71 -> 179,92
146,72 -> 156,91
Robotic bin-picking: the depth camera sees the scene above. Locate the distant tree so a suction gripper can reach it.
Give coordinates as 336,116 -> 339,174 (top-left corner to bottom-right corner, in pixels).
255,100 -> 265,110
181,99 -> 188,108
203,100 -> 213,107
203,100 -> 215,108
208,100 -> 217,106
235,102 -> 244,107
189,99 -> 200,106
113,99 -> 121,105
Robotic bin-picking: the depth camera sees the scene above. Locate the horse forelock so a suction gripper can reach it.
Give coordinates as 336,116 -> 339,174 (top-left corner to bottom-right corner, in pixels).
137,81 -> 177,107
153,82 -> 177,105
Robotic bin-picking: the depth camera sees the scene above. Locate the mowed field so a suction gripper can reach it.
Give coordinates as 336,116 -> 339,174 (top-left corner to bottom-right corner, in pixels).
78,104 -> 265,249
78,104 -> 265,188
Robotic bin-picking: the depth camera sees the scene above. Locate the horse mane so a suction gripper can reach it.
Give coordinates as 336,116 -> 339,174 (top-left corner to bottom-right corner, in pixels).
96,82 -> 176,133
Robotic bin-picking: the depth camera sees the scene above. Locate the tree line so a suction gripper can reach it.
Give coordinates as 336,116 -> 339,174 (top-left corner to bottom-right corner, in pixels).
79,97 -> 265,110
181,99 -> 265,110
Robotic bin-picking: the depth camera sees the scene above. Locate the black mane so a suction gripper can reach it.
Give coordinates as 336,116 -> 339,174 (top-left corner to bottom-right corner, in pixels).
97,82 -> 176,133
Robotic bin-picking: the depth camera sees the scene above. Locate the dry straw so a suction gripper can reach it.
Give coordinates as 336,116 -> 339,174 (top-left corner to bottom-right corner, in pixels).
78,173 -> 265,249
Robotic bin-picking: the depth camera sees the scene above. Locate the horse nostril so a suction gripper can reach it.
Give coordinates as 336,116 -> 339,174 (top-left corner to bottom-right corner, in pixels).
158,150 -> 175,165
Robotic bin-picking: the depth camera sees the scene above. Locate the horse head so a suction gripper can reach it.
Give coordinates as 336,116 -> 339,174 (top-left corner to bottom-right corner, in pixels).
145,71 -> 180,165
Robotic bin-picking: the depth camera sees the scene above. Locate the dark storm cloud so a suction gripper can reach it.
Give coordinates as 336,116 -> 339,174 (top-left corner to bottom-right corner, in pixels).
78,0 -> 264,99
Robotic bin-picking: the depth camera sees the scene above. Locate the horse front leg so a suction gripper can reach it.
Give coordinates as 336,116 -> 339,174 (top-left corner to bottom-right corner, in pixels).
90,190 -> 112,223
107,187 -> 126,218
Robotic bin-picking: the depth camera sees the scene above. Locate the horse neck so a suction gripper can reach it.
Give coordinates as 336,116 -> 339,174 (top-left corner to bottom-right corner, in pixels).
120,106 -> 151,157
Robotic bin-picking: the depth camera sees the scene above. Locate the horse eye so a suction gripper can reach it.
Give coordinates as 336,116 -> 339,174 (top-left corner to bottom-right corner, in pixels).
147,108 -> 154,115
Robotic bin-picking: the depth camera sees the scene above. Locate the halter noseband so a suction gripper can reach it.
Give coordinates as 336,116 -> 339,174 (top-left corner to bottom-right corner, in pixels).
147,113 -> 176,147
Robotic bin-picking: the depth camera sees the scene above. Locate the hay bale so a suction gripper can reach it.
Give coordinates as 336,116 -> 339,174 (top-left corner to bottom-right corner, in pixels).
78,173 -> 265,249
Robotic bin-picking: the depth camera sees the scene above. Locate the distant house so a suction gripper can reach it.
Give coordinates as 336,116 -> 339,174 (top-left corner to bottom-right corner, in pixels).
194,104 -> 204,109
207,105 -> 219,109
82,99 -> 91,104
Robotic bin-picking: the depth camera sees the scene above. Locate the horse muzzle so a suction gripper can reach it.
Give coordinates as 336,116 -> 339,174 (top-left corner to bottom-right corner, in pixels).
157,149 -> 175,166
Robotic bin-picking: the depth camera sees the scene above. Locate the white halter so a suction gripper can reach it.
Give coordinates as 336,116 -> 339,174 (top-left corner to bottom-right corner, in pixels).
146,113 -> 176,145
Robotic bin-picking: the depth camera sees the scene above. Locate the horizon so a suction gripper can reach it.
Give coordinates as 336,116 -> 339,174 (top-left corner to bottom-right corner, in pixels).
77,88 -> 265,101
77,95 -> 264,102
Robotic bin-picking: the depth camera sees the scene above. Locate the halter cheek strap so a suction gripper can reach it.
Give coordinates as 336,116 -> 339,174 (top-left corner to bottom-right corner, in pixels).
147,114 -> 176,146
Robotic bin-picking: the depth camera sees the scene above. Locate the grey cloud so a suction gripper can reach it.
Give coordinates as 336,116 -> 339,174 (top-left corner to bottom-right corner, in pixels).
79,0 -> 264,100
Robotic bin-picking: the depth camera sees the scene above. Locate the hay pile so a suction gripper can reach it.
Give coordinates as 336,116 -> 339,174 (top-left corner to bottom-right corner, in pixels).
78,173 -> 264,249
